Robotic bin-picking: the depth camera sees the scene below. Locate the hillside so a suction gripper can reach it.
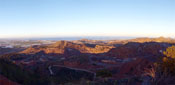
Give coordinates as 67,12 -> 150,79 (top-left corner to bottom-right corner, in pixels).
107,42 -> 172,58
21,41 -> 114,54
108,37 -> 175,44
0,47 -> 24,55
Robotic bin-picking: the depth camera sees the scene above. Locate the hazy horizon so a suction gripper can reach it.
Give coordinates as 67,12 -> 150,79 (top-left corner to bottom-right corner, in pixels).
0,0 -> 174,38
0,36 -> 174,41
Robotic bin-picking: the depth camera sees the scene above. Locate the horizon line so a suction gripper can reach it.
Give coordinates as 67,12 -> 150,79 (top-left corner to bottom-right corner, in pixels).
0,36 -> 174,40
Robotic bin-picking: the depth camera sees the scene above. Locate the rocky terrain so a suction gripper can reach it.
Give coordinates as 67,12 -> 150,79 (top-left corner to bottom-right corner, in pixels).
107,42 -> 171,58
21,41 -> 114,54
0,37 -> 175,85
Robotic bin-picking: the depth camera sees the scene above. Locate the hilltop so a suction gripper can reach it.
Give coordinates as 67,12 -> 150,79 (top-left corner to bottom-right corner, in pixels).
20,40 -> 114,54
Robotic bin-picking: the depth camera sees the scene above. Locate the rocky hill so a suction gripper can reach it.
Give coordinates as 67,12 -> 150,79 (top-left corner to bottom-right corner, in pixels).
21,41 -> 114,54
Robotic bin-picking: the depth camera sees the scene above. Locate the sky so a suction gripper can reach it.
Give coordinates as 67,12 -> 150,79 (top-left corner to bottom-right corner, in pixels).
0,0 -> 174,38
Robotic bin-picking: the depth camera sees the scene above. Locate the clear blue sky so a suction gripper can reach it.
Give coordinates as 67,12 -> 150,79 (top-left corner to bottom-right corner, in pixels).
0,0 -> 174,38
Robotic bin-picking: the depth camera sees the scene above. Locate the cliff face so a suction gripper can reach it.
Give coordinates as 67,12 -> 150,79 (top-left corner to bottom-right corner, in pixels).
20,41 -> 114,54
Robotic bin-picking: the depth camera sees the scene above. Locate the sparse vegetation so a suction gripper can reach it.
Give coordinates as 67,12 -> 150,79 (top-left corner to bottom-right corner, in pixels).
144,45 -> 175,84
